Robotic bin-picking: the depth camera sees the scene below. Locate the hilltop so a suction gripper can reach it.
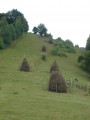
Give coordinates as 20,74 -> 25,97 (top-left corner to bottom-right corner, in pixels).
0,33 -> 90,120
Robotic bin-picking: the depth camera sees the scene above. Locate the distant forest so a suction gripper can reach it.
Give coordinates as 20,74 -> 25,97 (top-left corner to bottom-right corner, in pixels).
0,9 -> 29,49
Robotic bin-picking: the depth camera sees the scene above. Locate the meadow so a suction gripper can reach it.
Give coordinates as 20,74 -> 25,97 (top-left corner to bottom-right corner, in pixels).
0,33 -> 90,120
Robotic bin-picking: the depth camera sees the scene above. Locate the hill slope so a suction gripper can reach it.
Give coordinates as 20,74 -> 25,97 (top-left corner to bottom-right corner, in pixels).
0,33 -> 90,120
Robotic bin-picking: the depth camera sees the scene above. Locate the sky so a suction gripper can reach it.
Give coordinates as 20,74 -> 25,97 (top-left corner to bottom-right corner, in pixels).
0,0 -> 90,47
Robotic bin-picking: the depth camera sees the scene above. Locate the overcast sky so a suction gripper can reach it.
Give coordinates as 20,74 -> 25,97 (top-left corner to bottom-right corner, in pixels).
0,0 -> 90,47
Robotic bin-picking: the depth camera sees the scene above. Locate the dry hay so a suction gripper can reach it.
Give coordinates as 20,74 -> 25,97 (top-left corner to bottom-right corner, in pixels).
49,71 -> 67,93
20,58 -> 30,72
42,46 -> 46,52
48,39 -> 53,44
50,61 -> 59,73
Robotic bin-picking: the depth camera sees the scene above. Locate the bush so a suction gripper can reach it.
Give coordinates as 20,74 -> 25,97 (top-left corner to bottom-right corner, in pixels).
41,55 -> 46,61
54,38 -> 76,53
51,47 -> 67,57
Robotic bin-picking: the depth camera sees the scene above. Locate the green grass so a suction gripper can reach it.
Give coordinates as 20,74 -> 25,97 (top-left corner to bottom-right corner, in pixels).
0,33 -> 90,120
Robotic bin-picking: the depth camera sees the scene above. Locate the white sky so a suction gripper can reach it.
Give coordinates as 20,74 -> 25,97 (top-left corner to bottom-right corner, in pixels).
0,0 -> 90,47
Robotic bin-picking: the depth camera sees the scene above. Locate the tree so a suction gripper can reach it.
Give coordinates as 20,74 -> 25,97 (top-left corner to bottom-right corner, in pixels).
6,9 -> 22,24
86,35 -> 90,50
32,27 -> 38,34
9,24 -> 16,40
1,17 -> 12,45
0,13 -> 5,20
65,39 -> 74,46
0,37 -> 4,49
37,24 -> 47,36
78,52 -> 90,73
45,33 -> 53,39
75,44 -> 79,48
15,17 -> 22,38
19,15 -> 29,32
0,9 -> 29,49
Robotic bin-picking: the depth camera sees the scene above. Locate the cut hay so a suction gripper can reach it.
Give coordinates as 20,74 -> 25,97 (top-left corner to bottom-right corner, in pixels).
50,61 -> 59,73
20,58 -> 30,72
49,71 -> 67,93
42,46 -> 46,52
48,39 -> 53,44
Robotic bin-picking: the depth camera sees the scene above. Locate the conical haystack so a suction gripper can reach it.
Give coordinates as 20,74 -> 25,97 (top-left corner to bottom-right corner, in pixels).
20,58 -> 30,72
48,39 -> 53,44
50,61 -> 59,73
49,71 -> 67,93
42,46 -> 46,52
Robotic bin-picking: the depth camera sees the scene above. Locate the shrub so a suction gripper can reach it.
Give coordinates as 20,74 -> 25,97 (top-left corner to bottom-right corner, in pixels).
41,55 -> 46,61
51,47 -> 67,57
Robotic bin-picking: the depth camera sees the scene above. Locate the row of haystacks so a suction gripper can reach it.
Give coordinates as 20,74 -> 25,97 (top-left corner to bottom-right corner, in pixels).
20,58 -> 67,93
20,45 -> 47,71
49,61 -> 67,93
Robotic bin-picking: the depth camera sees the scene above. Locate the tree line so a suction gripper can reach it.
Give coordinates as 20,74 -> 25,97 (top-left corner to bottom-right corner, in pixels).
0,9 -> 29,49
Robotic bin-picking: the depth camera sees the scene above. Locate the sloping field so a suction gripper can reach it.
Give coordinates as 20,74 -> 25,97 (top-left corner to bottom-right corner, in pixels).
0,33 -> 90,120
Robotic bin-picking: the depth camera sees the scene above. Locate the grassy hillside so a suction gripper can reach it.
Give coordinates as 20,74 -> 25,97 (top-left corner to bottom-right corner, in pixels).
0,33 -> 90,120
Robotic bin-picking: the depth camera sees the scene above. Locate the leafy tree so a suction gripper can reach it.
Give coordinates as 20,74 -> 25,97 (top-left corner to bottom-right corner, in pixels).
0,37 -> 4,49
78,52 -> 90,73
9,24 -> 16,40
86,35 -> 90,50
45,33 -> 53,39
75,45 -> 79,48
37,24 -> 47,36
1,17 -> 12,45
6,9 -> 22,24
15,17 -> 22,38
65,39 -> 73,46
19,15 -> 29,32
0,9 -> 29,49
0,13 -> 5,20
32,27 -> 38,34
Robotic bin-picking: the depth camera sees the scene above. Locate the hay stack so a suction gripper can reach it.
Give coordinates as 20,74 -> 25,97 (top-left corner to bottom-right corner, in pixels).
49,71 -> 67,93
48,39 -> 53,44
20,58 -> 30,72
50,61 -> 59,73
42,46 -> 46,52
